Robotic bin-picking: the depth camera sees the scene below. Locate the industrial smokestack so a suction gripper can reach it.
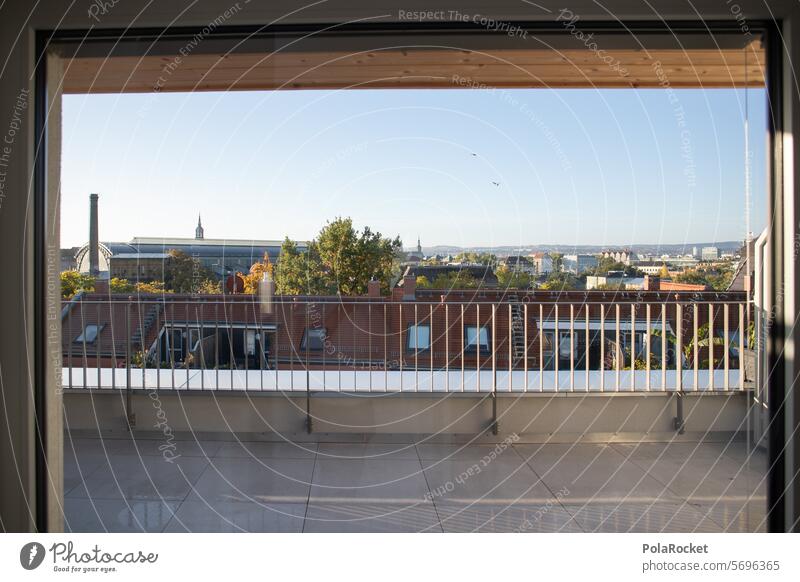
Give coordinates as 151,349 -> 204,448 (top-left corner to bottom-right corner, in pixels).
89,193 -> 99,275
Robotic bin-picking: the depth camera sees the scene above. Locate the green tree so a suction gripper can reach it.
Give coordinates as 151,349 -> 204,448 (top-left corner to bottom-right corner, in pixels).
163,249 -> 216,293
496,264 -> 533,289
61,271 -> 95,299
540,271 -> 579,291
276,218 -> 402,296
453,251 -> 496,266
275,238 -> 331,295
428,271 -> 482,289
549,253 -> 564,273
595,282 -> 627,291
590,257 -> 643,277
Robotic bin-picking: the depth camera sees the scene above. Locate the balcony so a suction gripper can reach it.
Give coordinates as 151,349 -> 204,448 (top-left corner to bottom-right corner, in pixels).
60,291 -> 766,532
63,434 -> 766,532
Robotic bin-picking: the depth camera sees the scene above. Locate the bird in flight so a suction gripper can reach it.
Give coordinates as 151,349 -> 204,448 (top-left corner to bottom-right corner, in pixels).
492,181 -> 500,187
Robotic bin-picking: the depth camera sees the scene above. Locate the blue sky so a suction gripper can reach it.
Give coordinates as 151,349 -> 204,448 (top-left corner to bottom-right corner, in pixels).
61,87 -> 766,250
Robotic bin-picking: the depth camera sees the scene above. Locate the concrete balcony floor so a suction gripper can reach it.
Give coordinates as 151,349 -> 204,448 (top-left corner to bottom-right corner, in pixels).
63,434 -> 767,533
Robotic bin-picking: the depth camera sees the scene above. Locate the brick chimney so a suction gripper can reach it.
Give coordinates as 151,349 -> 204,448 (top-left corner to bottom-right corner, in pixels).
367,278 -> 381,298
644,275 -> 660,291
402,274 -> 416,300
89,193 -> 99,275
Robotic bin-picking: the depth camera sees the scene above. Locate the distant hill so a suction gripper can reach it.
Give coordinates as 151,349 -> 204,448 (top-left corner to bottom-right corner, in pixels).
410,241 -> 744,257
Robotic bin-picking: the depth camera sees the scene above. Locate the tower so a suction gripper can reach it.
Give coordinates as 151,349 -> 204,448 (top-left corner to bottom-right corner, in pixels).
417,236 -> 422,255
89,193 -> 99,275
195,214 -> 204,239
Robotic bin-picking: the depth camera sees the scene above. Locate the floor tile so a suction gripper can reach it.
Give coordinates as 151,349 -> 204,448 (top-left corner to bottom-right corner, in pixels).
436,503 -> 583,532
164,500 -> 306,532
417,443 -> 515,462
317,442 -> 419,460
63,453 -> 109,495
68,437 -> 222,458
309,458 -> 430,503
515,443 -> 678,504
422,456 -> 556,505
689,499 -> 767,532
66,454 -> 210,501
187,457 -> 315,504
64,497 -> 179,532
564,502 -> 723,532
215,441 -> 317,459
304,502 -> 441,532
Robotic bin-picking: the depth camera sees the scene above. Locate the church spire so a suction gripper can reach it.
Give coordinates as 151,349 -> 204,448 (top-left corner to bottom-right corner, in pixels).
195,214 -> 204,239
417,236 -> 422,254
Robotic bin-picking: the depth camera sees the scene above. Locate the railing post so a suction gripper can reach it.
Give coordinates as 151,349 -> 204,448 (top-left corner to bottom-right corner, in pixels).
125,296 -> 135,430
674,303 -> 685,434
491,304 -> 498,435
305,301 -> 312,434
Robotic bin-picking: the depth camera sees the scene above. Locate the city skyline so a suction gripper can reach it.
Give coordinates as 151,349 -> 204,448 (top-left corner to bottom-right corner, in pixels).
60,87 -> 766,248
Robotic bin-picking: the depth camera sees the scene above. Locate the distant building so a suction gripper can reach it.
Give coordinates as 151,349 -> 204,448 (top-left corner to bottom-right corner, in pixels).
563,254 -> 598,274
60,247 -> 79,271
636,262 -> 666,276
74,195 -> 304,281
586,275 -> 645,290
530,252 -> 553,274
701,246 -> 720,261
501,255 -> 536,275
406,237 -> 424,260
399,264 -> 498,288
601,249 -> 636,265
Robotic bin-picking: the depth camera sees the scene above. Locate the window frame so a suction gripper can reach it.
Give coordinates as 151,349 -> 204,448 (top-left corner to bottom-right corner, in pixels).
300,327 -> 327,351
406,323 -> 432,352
74,324 -> 103,344
464,324 -> 491,353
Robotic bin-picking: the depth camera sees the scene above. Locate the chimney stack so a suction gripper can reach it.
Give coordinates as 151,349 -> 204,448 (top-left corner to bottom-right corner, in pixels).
644,275 -> 660,291
402,274 -> 416,300
367,278 -> 381,298
89,193 -> 99,275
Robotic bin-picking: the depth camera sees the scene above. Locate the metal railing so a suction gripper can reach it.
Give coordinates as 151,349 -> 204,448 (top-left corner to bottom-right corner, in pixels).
62,296 -> 751,395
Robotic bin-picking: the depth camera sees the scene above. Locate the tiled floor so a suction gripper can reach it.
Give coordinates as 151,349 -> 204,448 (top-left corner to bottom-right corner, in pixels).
62,435 -> 767,532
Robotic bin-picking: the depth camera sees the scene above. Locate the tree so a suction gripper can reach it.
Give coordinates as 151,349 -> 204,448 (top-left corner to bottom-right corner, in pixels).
109,277 -> 136,294
540,271 -> 579,291
276,218 -> 402,296
275,238 -> 331,295
134,280 -> 171,294
61,271 -> 95,299
549,253 -> 564,273
163,249 -> 216,293
658,263 -> 670,279
198,278 -> 222,294
433,271 -> 481,289
243,254 -> 275,294
674,269 -> 708,286
496,264 -> 533,289
595,282 -> 627,291
652,323 -> 726,367
453,252 -> 496,266
674,265 -> 733,291
589,257 -> 643,277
